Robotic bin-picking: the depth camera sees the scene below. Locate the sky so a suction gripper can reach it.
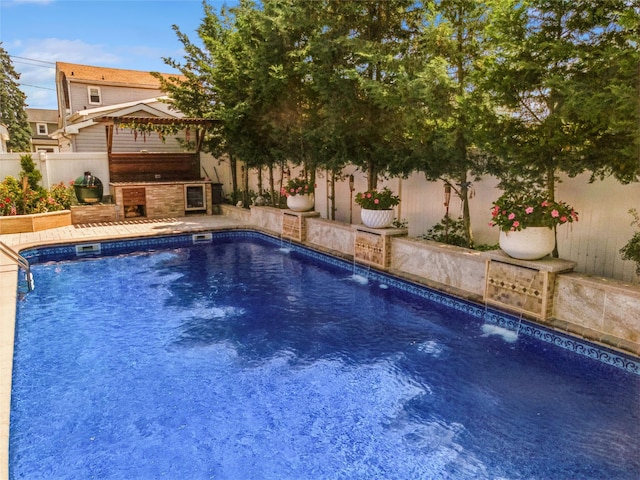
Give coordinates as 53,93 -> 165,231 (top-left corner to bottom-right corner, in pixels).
0,0 -> 237,110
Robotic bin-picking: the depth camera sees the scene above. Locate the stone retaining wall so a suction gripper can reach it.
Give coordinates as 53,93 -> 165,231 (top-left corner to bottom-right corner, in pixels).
242,205 -> 640,356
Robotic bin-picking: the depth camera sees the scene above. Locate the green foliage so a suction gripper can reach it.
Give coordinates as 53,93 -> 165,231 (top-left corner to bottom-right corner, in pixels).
620,209 -> 640,276
19,154 -> 42,191
0,177 -> 74,216
355,187 -> 400,210
484,0 -> 640,194
159,0 -> 638,233
48,182 -> 75,210
422,215 -> 469,248
490,191 -> 578,232
0,44 -> 31,152
392,218 -> 408,229
281,176 -> 314,197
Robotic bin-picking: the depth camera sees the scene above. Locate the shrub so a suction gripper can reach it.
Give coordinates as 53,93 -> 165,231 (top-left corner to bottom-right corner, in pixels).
620,209 -> 640,276
0,177 -> 74,216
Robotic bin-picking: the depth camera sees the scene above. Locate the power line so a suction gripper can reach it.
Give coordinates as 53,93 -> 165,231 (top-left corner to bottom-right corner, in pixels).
19,83 -> 56,91
10,55 -> 56,66
12,59 -> 55,69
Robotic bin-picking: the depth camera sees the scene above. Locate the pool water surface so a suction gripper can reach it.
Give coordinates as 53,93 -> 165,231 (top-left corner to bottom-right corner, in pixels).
10,234 -> 640,479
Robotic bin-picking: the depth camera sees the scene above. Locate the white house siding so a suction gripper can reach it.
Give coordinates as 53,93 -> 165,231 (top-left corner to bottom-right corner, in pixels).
73,123 -> 187,154
69,83 -> 164,113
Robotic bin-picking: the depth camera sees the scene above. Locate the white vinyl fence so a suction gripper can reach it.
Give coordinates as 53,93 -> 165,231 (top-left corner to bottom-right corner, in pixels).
1,152 -> 639,283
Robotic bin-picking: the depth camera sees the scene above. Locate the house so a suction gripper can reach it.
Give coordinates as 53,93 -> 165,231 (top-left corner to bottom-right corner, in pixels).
26,108 -> 59,153
48,62 -> 220,219
52,62 -> 187,153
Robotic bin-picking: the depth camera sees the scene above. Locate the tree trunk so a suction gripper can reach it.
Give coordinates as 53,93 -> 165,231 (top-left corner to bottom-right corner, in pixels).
367,159 -> 378,191
230,154 -> 238,203
269,165 -> 275,207
547,166 -> 560,257
242,165 -> 249,208
459,171 -> 473,248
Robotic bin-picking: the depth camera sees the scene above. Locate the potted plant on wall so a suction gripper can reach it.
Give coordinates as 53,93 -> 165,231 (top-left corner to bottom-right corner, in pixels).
281,176 -> 315,212
490,191 -> 578,260
355,187 -> 400,229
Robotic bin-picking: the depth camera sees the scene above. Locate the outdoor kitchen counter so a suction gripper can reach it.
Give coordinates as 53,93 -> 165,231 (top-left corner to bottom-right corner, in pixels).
109,181 -> 213,219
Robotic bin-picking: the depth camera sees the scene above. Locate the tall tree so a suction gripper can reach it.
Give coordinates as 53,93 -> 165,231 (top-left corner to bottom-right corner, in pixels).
303,0 -> 422,190
0,44 -> 31,152
159,0 -> 315,204
393,0 -> 497,247
484,0 -> 640,195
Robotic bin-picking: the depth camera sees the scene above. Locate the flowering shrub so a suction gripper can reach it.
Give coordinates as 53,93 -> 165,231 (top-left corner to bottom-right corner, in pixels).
490,191 -> 578,232
355,187 -> 400,210
281,177 -> 315,197
0,177 -> 75,216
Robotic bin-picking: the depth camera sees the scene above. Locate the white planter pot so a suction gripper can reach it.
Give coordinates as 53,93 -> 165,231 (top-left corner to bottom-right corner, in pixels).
499,227 -> 555,260
287,193 -> 314,212
361,208 -> 395,229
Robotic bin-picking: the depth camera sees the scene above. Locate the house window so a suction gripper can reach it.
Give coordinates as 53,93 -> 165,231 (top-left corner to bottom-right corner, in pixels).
36,123 -> 48,135
88,86 -> 102,105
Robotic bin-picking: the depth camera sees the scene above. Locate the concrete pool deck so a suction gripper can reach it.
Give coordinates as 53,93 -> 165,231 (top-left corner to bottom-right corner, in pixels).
0,214 -> 249,480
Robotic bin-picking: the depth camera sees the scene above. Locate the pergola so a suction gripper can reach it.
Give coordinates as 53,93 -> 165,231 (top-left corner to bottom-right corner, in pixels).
95,116 -> 220,154
94,116 -> 221,182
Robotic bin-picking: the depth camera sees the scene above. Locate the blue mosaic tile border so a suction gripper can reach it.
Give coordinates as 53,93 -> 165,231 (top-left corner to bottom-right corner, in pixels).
20,229 -> 640,375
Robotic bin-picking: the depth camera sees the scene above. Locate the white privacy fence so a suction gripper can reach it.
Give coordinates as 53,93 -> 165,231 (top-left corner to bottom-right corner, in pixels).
0,152 -> 109,188
1,152 -> 639,283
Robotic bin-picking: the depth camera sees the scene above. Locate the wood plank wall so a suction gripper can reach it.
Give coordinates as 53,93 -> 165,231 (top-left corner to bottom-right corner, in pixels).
109,152 -> 200,182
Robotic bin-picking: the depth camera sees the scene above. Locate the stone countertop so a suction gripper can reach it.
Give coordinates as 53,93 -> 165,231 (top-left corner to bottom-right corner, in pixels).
109,180 -> 212,186
482,249 -> 577,273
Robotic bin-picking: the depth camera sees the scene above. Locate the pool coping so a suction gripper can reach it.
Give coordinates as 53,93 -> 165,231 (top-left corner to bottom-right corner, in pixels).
2,220 -> 639,479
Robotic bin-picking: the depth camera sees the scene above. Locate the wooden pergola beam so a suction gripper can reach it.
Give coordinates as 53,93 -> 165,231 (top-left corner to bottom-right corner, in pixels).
95,116 -> 220,153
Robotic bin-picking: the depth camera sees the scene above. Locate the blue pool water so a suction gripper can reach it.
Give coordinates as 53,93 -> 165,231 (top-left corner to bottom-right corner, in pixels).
11,233 -> 640,479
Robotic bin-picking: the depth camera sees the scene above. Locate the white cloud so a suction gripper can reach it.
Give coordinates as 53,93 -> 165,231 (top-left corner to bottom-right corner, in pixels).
12,38 -> 121,109
3,0 -> 54,5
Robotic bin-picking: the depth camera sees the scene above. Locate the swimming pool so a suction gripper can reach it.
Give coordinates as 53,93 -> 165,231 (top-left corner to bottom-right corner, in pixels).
11,231 -> 640,479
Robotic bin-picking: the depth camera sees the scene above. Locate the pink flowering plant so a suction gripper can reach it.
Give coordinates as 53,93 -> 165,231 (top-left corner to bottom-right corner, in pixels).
280,177 -> 315,197
0,177 -> 74,216
355,187 -> 400,210
490,191 -> 578,232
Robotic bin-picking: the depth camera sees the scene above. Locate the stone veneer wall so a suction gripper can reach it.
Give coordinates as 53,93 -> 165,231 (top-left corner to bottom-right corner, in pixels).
220,204 -> 251,223
110,182 -> 213,219
390,237 -> 487,299
554,274 -> 640,349
233,205 -> 640,356
306,218 -> 354,257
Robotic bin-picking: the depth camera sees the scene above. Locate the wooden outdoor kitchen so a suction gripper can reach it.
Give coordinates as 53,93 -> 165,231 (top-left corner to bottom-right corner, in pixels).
97,116 -> 222,220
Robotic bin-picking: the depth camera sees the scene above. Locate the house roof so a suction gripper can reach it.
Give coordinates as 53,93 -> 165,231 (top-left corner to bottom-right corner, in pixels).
66,97 -> 178,123
26,108 -> 58,124
56,62 -> 184,88
52,101 -> 186,137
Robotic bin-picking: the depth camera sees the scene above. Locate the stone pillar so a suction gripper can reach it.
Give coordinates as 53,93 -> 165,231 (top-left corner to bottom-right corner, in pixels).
282,210 -> 321,242
483,251 -> 576,320
353,225 -> 408,270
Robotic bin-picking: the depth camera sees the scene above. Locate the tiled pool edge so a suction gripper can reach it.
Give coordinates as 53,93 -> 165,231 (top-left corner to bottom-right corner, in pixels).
19,229 -> 640,375
0,260 -> 17,480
